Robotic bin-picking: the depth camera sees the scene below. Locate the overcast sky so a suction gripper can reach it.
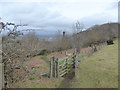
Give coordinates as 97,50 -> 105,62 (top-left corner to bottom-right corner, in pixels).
0,0 -> 118,37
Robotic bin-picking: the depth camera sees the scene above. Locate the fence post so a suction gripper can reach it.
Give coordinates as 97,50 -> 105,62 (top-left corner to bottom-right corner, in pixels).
54,58 -> 57,78
75,55 -> 79,67
73,55 -> 76,68
65,58 -> 68,73
56,58 -> 60,78
0,36 -> 4,89
2,63 -> 4,88
65,51 -> 68,56
50,57 -> 53,78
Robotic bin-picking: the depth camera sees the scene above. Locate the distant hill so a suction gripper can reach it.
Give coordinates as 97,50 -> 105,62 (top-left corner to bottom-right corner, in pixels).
86,22 -> 118,35
75,22 -> 119,47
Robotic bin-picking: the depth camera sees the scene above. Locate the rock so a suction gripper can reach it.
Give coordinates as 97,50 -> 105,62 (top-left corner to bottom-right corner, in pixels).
41,73 -> 49,77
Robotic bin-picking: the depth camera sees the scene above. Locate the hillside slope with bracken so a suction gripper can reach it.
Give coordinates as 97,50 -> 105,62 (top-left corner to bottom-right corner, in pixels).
75,23 -> 118,47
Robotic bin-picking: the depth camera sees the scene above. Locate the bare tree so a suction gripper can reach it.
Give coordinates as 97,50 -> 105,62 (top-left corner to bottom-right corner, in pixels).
0,21 -> 27,37
0,20 -> 29,88
72,21 -> 84,53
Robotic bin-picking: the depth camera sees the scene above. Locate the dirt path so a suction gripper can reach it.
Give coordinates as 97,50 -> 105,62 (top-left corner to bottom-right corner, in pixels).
59,70 -> 75,88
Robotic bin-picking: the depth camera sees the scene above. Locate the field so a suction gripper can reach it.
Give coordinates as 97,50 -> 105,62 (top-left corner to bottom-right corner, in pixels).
70,40 -> 118,88
0,3 -> 118,88
3,40 -> 118,88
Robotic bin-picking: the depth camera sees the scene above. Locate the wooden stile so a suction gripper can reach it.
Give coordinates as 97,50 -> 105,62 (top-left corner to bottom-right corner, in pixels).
49,55 -> 79,78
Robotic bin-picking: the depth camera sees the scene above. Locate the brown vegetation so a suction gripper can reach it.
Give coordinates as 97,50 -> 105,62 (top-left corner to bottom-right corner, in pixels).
1,21 -> 118,88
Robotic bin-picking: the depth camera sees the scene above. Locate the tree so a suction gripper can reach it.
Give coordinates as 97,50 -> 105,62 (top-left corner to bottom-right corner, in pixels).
0,20 -> 29,88
0,22 -> 28,37
72,21 -> 84,53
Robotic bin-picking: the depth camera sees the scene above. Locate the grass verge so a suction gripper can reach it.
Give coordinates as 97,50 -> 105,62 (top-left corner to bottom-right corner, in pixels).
71,40 -> 118,88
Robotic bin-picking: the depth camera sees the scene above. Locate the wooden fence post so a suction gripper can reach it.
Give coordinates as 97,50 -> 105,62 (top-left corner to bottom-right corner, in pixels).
0,36 -> 4,89
65,58 -> 68,73
56,58 -> 60,78
73,55 -> 76,68
2,63 -> 4,88
75,55 -> 79,68
50,57 -> 53,78
54,58 -> 57,78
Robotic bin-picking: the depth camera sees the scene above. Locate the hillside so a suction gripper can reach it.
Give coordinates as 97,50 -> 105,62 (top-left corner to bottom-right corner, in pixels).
87,23 -> 118,31
70,40 -> 118,88
86,23 -> 118,35
1,22 -> 118,88
73,22 -> 118,48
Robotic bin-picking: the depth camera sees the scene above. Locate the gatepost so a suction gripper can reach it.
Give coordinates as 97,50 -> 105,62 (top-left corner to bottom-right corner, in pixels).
0,35 -> 4,89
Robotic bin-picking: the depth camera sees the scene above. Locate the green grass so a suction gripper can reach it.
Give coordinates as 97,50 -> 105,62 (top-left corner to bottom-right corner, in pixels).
71,40 -> 118,88
12,77 -> 21,82
68,58 -> 74,62
59,60 -> 65,65
41,56 -> 49,61
30,68 -> 45,74
20,78 -> 64,88
78,55 -> 85,61
59,58 -> 74,65
11,40 -> 118,88
28,76 -> 36,80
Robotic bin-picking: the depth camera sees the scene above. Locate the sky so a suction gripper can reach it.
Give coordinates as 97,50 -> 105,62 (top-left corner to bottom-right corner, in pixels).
0,0 -> 118,37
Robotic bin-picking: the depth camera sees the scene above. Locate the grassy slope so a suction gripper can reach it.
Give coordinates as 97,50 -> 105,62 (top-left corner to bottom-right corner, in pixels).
71,40 -> 118,88
12,56 -> 64,88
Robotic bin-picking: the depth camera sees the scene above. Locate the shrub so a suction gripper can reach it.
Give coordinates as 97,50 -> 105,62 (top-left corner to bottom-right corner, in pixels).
39,49 -> 49,55
107,40 -> 114,45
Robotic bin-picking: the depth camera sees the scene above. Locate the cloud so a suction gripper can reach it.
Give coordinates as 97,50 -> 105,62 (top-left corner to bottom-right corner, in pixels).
0,1 -> 118,37
80,8 -> 118,28
80,14 -> 117,29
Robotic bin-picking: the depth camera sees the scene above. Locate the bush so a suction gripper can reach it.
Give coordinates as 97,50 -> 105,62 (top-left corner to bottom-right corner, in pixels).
107,40 -> 114,45
39,49 -> 49,55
